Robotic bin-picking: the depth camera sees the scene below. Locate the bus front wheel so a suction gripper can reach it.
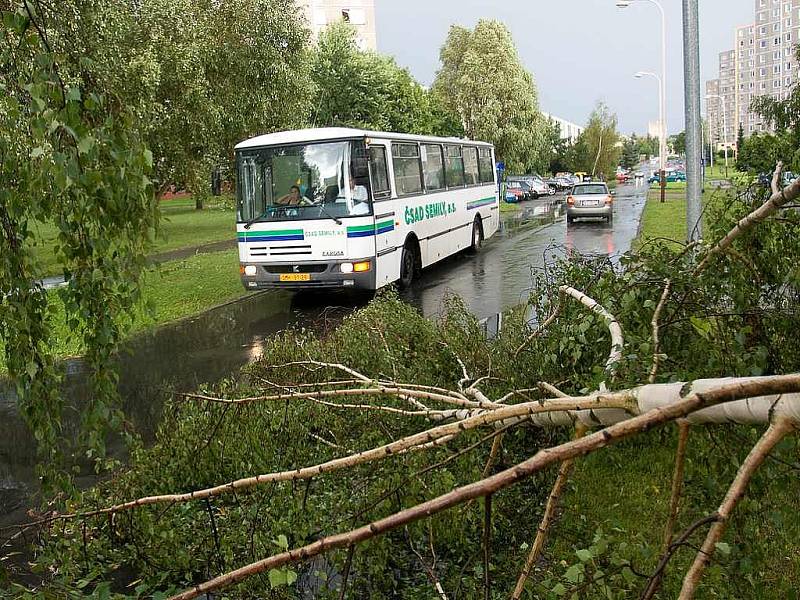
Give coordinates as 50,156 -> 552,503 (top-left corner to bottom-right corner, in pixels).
399,242 -> 418,289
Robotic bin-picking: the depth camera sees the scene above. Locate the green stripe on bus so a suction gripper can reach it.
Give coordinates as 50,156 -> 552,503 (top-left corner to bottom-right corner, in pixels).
376,219 -> 394,228
346,224 -> 375,233
238,229 -> 304,237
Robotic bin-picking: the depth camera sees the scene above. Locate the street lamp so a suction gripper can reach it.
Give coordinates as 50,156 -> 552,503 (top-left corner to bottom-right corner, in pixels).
634,71 -> 665,200
705,93 -> 729,176
617,0 -> 667,201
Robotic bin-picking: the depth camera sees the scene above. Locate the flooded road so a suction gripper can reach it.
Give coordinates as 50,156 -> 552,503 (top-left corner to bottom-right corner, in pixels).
0,182 -> 647,526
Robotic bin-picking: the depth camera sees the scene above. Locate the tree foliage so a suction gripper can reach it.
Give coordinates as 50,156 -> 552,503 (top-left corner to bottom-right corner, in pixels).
0,0 -> 159,486
735,132 -> 791,174
670,130 -> 686,156
569,102 -> 621,179
312,22 -> 462,137
620,136 -> 639,170
105,0 -> 313,207
432,20 -> 545,172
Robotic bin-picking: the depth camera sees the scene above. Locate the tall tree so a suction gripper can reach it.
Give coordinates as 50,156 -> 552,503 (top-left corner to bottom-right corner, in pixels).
570,103 -> 621,180
670,131 -> 686,156
620,136 -> 640,170
432,20 -> 545,172
311,22 -> 461,137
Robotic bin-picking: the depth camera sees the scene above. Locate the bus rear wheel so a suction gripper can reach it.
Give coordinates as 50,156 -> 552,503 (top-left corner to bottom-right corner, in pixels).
399,242 -> 418,289
469,217 -> 484,253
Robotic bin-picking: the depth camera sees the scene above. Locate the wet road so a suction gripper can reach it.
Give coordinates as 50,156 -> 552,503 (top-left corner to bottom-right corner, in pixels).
0,182 -> 647,526
404,180 -> 647,318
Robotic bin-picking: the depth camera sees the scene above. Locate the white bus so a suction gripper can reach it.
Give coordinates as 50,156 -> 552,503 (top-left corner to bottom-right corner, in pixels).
235,127 -> 499,291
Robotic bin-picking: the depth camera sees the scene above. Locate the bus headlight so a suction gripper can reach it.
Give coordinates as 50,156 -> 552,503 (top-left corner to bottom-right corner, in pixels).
340,262 -> 354,274
243,265 -> 258,277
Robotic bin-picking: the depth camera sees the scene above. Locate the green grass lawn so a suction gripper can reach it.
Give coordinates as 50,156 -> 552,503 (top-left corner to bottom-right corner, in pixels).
637,190 -> 687,247
500,201 -> 522,213
548,425 -> 800,598
30,196 -> 237,276
1,249 -> 247,367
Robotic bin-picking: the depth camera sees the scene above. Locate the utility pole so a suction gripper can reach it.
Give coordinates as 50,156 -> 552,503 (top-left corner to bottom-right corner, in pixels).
683,0 -> 702,241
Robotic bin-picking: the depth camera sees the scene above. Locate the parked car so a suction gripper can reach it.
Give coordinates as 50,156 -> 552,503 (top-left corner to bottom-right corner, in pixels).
566,182 -> 614,224
615,171 -> 630,183
509,175 -> 550,198
556,176 -> 574,189
634,171 -> 645,180
648,170 -> 686,184
505,188 -> 522,203
505,181 -> 528,201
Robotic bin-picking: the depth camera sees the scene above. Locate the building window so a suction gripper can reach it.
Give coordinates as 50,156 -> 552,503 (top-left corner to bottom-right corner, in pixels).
774,23 -> 780,32
341,8 -> 366,25
774,64 -> 781,74
786,33 -> 792,41
761,68 -> 767,76
786,77 -> 792,85
774,79 -> 781,88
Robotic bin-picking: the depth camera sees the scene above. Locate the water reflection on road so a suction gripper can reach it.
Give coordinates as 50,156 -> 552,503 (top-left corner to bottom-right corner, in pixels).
0,184 -> 647,524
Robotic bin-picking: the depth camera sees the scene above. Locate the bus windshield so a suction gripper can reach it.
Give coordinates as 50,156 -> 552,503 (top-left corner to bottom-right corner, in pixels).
237,140 -> 372,224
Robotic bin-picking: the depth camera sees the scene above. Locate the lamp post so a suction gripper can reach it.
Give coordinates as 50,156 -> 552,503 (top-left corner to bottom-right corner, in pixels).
705,93 -> 729,177
617,0 -> 667,202
634,71 -> 665,201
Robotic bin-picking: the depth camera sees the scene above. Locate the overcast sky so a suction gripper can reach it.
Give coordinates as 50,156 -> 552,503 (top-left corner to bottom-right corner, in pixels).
375,0 -> 754,135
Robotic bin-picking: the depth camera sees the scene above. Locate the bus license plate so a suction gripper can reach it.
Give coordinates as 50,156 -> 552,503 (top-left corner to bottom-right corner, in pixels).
279,273 -> 310,282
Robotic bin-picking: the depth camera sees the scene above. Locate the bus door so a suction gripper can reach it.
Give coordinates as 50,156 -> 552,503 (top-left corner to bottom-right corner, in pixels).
368,144 -> 398,285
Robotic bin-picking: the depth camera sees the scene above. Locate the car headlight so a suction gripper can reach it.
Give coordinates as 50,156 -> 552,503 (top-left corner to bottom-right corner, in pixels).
244,265 -> 257,277
340,262 -> 354,274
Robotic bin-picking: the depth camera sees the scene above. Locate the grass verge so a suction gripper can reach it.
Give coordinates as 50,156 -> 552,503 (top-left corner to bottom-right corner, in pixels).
30,196 -> 237,276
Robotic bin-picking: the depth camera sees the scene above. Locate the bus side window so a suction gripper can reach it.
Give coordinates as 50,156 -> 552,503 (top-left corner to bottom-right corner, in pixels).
368,146 -> 391,199
463,147 -> 479,186
478,148 -> 494,184
392,143 -> 423,196
421,144 -> 445,191
444,145 -> 465,187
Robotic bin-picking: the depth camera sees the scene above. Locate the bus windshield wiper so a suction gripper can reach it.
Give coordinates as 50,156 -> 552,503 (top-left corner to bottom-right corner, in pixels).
317,204 -> 342,225
243,213 -> 266,230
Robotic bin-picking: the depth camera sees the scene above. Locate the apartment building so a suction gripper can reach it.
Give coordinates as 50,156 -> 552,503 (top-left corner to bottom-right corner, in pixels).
706,0 -> 800,151
298,0 -> 377,50
542,113 -> 584,143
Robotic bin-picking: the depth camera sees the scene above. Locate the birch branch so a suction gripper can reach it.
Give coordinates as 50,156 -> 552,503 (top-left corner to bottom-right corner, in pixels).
513,301 -> 561,357
32,394 -> 637,525
649,279 -> 672,384
560,285 -> 624,377
696,162 -> 800,273
678,416 -> 796,599
511,423 -> 589,599
168,375 -> 800,600
662,420 -> 690,551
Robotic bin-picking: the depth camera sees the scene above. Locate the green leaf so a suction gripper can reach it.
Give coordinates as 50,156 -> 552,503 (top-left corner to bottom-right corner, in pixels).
31,147 -> 44,158
576,548 -> 593,563
564,563 -> 583,583
285,569 -> 298,586
268,569 -> 286,588
77,135 -> 95,155
715,542 -> 731,556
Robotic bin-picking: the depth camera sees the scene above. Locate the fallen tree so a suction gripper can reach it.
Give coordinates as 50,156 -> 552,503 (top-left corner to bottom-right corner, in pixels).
4,165 -> 800,599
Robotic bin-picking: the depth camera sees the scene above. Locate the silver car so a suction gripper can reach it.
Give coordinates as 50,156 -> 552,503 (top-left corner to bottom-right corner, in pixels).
566,182 -> 614,224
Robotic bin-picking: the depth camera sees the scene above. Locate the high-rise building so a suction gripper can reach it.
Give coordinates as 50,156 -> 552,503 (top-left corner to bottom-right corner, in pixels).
298,0 -> 377,50
705,0 -> 800,151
